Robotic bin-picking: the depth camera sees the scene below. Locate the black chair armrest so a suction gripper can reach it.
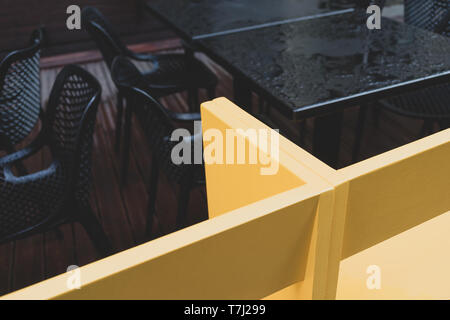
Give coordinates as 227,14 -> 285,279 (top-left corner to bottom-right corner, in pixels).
186,132 -> 202,145
127,50 -> 157,63
434,10 -> 450,34
168,111 -> 201,123
0,133 -> 45,168
144,81 -> 182,91
3,159 -> 59,183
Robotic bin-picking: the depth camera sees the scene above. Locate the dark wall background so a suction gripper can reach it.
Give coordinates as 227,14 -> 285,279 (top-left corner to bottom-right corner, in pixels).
0,0 -> 173,56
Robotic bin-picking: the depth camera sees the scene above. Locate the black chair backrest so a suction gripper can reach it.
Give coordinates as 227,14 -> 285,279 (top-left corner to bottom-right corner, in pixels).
405,0 -> 449,36
356,0 -> 386,9
111,56 -> 174,140
329,0 -> 386,10
0,66 -> 100,241
0,28 -> 43,147
82,6 -> 136,69
111,56 -> 194,182
45,65 -> 101,204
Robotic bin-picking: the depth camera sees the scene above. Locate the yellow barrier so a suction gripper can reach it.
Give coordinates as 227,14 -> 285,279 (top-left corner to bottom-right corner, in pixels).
337,210 -> 450,299
3,185 -> 331,299
338,130 -> 450,258
201,98 -> 450,299
201,98 -> 343,299
3,98 -> 336,300
2,98 -> 449,300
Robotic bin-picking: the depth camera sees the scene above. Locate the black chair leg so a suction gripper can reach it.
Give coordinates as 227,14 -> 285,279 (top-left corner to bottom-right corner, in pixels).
438,119 -> 450,130
183,41 -> 199,112
352,104 -> 368,163
234,75 -> 252,114
78,203 -> 112,258
298,120 -> 306,148
54,227 -> 64,241
420,119 -> 434,137
207,86 -> 216,101
120,103 -> 133,186
188,88 -> 199,112
115,92 -> 124,154
258,98 -> 264,114
146,159 -> 160,237
373,105 -> 381,128
258,97 -> 270,115
176,176 -> 193,231
313,112 -> 343,168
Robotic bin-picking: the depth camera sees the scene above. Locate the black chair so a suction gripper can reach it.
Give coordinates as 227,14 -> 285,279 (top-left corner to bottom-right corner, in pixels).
353,1 -> 449,162
0,65 -> 111,257
0,28 -> 44,170
404,0 -> 450,37
111,56 -> 205,237
81,6 -> 217,155
330,0 -> 385,7
382,0 -> 450,133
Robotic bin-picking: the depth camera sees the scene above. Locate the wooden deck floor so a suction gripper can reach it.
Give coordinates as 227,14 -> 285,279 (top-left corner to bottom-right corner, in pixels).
0,44 -> 438,296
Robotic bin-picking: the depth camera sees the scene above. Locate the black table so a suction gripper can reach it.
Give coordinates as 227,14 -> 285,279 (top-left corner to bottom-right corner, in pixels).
145,0 -> 354,41
198,12 -> 450,167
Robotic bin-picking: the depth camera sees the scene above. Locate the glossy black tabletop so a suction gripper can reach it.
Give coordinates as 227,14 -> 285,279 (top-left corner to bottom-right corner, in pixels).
145,0 -> 355,40
199,12 -> 450,119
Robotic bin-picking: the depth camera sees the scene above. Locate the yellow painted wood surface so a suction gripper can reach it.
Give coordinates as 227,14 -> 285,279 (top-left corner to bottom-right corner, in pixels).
285,123 -> 450,298
338,129 -> 450,258
3,99 -> 335,300
3,186 -> 325,300
201,98 -> 321,218
337,210 -> 450,300
201,98 -> 338,299
2,98 -> 449,300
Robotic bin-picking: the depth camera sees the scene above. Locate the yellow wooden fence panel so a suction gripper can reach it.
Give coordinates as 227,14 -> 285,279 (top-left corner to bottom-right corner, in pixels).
204,99 -> 450,299
337,210 -> 450,299
2,98 -> 449,300
201,98 -> 340,299
2,186 -> 329,300
338,129 -> 450,258
280,119 -> 450,298
2,98 -> 335,300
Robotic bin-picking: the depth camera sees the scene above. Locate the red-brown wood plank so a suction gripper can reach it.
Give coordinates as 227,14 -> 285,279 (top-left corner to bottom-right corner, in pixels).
11,235 -> 45,292
97,99 -> 148,244
0,243 -> 13,296
44,225 -> 76,280
0,0 -> 173,56
90,126 -> 135,251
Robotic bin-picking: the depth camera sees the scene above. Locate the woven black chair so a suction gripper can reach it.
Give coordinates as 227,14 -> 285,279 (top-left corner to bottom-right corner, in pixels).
81,6 -> 217,155
328,0 -> 386,11
111,56 -> 204,237
0,65 -> 111,257
355,0 -> 386,9
381,0 -> 450,131
353,1 -> 449,162
0,28 -> 44,171
405,0 -> 450,37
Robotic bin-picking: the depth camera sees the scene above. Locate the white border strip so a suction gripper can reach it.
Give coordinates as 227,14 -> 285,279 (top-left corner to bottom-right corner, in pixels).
299,71 -> 450,112
193,8 -> 354,40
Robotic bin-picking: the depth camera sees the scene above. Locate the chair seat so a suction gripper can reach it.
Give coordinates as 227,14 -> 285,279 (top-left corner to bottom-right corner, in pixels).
143,54 -> 218,95
155,133 -> 205,185
0,161 -> 67,241
380,82 -> 450,120
162,161 -> 205,186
